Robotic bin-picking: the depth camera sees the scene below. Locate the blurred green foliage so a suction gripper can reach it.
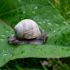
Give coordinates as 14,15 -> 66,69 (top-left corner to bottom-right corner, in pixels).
50,0 -> 70,23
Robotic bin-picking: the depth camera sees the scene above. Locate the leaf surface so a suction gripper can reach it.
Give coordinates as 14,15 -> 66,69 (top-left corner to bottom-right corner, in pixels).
0,0 -> 70,67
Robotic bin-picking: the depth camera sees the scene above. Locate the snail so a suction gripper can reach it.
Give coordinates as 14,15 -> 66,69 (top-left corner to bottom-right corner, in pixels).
8,19 -> 48,45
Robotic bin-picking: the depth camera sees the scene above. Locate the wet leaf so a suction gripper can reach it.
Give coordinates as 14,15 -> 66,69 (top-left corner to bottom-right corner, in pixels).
0,0 -> 70,67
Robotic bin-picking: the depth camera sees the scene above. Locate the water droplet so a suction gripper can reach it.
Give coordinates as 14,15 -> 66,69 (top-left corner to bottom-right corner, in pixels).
34,6 -> 38,10
23,11 -> 26,14
54,15 -> 57,18
55,24 -> 59,26
42,21 -> 46,24
1,34 -> 5,37
44,19 -> 49,23
18,0 -> 22,2
63,21 -> 69,25
10,54 -> 13,57
67,20 -> 70,23
53,30 -> 56,33
3,53 -> 8,56
38,21 -> 42,24
20,18 -> 23,20
48,23 -> 52,25
0,39 -> 4,42
6,30 -> 9,33
66,12 -> 70,15
2,49 -> 6,53
32,11 -> 35,14
2,49 -> 13,57
46,19 -> 50,22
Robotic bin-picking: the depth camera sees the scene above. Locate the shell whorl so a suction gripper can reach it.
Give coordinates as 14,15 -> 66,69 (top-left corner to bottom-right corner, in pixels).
14,19 -> 41,39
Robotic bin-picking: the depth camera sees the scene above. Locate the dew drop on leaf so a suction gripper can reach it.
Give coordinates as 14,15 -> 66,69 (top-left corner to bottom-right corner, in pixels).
34,6 -> 38,10
45,19 -> 50,22
23,11 -> 26,14
53,30 -> 56,33
0,39 -> 4,42
48,23 -> 52,25
20,18 -> 23,20
32,11 -> 35,14
42,21 -> 46,24
44,19 -> 49,23
38,21 -> 42,24
1,35 -> 5,37
2,49 -> 13,57
18,0 -> 22,2
66,12 -> 70,15
55,24 -> 59,27
54,15 -> 57,18
2,50 -> 5,52
63,21 -> 69,25
3,53 -> 8,56
0,50 -> 7,56
5,30 -> 9,33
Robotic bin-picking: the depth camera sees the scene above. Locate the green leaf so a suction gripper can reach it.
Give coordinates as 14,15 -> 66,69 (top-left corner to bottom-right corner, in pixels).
0,0 -> 70,67
0,20 -> 14,67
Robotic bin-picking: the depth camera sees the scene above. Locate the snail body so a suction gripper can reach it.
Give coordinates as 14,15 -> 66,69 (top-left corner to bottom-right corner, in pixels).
8,19 -> 48,45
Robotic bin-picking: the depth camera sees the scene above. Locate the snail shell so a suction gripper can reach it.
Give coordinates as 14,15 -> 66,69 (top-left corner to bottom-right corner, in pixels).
14,19 -> 41,39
